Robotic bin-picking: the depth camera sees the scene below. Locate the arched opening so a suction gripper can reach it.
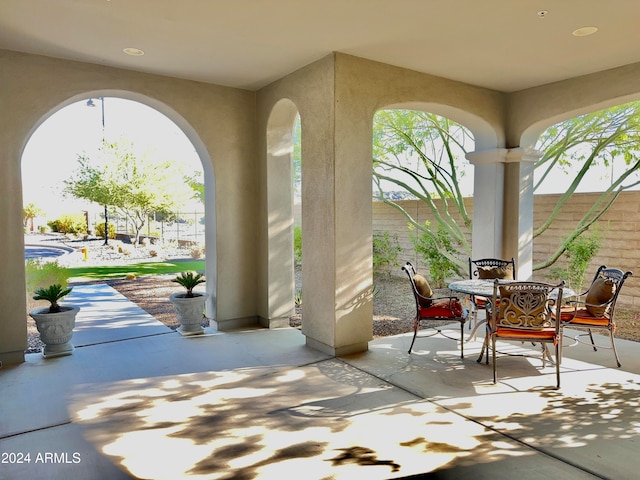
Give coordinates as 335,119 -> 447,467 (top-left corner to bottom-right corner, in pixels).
520,100 -> 640,297
264,98 -> 300,328
371,107 -> 477,277
21,93 -> 215,353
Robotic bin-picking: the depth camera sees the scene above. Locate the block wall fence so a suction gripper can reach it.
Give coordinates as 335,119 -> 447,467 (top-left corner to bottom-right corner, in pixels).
370,191 -> 640,309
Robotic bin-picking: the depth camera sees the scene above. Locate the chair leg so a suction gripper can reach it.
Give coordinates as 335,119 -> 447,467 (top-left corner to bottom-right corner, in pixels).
408,318 -> 419,354
492,335 -> 497,384
460,322 -> 464,359
555,342 -> 561,389
609,331 -> 622,368
557,337 -> 563,366
588,329 -> 598,352
476,327 -> 487,363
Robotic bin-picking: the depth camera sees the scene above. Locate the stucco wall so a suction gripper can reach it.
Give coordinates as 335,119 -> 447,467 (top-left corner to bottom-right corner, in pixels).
373,192 -> 639,307
0,49 -> 257,363
256,53 -> 509,355
4,47 -> 640,364
508,62 -> 640,148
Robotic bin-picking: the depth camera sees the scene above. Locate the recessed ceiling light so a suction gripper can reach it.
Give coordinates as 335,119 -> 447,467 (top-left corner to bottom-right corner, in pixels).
537,10 -> 548,18
572,26 -> 598,37
123,47 -> 145,56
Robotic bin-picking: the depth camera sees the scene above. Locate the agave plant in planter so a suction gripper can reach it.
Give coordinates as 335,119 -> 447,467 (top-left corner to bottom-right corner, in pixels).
29,284 -> 79,358
169,271 -> 209,336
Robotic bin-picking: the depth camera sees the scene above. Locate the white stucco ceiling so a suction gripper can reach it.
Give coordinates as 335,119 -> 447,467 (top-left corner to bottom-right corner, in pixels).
1,0 -> 639,92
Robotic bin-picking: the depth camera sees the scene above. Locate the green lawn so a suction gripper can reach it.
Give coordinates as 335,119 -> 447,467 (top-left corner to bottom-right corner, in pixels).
67,260 -> 205,282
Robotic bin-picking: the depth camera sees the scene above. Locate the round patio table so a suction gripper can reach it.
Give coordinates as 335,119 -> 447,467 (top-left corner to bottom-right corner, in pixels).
448,279 -> 574,299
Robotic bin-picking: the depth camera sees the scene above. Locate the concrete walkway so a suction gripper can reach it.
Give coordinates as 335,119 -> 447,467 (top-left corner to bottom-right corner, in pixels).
1,284 -> 639,479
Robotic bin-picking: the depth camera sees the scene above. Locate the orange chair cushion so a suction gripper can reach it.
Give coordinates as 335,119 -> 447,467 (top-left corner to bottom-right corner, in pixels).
585,276 -> 615,317
554,307 -> 579,322
473,296 -> 502,309
554,307 -> 611,326
495,327 -> 556,340
473,296 -> 489,308
413,274 -> 433,307
478,265 -> 514,280
419,299 -> 464,319
569,316 -> 611,327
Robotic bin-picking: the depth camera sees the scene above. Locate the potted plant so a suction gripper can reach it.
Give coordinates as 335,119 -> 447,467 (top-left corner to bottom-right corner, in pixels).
29,284 -> 79,358
169,271 -> 208,336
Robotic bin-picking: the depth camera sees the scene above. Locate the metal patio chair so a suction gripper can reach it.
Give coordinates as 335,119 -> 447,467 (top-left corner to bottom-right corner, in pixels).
489,279 -> 565,388
557,265 -> 632,367
402,262 -> 468,358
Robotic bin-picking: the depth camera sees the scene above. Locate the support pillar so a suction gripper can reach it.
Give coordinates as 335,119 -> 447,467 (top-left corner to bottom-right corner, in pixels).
466,148 -> 507,260
0,144 -> 27,365
503,148 -> 542,280
297,56 -> 373,356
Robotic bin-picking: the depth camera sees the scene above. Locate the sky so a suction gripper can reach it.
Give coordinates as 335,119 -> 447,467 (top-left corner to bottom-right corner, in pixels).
22,98 -> 203,218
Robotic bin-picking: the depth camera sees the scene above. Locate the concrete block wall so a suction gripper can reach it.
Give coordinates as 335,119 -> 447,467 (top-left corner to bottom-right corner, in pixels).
373,192 -> 639,308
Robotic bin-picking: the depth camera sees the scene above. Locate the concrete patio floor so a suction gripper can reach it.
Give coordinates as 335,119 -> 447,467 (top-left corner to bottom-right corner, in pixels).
1,284 -> 639,479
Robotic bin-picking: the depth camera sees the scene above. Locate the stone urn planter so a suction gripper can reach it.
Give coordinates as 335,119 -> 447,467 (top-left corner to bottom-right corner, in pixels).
170,271 -> 208,336
29,284 -> 79,358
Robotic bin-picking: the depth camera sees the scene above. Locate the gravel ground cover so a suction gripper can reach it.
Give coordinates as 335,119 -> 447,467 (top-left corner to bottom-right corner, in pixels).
25,242 -> 640,354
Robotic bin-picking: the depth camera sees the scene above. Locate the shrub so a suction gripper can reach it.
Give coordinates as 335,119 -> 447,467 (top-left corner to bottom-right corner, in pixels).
118,244 -> 133,256
94,222 -> 116,239
551,230 -> 602,292
411,225 -> 461,288
295,289 -> 302,307
294,226 -> 302,265
373,231 -> 402,276
25,259 -> 70,295
190,244 -> 205,259
47,213 -> 87,235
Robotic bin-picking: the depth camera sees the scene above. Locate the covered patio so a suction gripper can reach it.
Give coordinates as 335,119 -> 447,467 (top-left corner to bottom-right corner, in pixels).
2,2 -> 640,476
2,284 -> 639,478
3,2 -> 640,365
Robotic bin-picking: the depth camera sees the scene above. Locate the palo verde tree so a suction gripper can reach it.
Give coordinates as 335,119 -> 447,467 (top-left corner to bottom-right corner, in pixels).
373,109 -> 473,276
533,101 -> 640,270
65,138 -> 197,246
373,101 -> 640,275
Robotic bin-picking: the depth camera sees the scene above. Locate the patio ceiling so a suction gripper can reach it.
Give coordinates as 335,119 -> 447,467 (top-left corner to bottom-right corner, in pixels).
1,0 -> 639,92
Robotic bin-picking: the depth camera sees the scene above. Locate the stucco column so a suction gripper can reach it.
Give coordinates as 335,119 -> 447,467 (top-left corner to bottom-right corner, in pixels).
300,97 -> 373,356
466,148 -> 507,260
0,143 -> 27,365
503,148 -> 542,280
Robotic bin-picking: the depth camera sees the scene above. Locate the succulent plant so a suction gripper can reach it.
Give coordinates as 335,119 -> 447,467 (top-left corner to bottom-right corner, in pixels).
33,284 -> 73,313
172,271 -> 206,298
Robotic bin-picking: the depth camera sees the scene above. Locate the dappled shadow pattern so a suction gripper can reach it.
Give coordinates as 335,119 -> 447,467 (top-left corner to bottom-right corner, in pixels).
69,356 -> 640,479
328,446 -> 401,472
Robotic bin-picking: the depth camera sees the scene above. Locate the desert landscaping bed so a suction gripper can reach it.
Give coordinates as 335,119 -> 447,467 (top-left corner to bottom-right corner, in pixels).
24,243 -> 640,353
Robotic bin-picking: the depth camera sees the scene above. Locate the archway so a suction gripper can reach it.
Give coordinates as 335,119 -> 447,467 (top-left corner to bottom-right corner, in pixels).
21,92 -> 217,350
263,98 -> 300,327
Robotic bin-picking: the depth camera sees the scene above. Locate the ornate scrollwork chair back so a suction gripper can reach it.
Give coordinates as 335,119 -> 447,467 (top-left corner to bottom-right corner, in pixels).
490,280 -> 565,389
468,257 -> 516,330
